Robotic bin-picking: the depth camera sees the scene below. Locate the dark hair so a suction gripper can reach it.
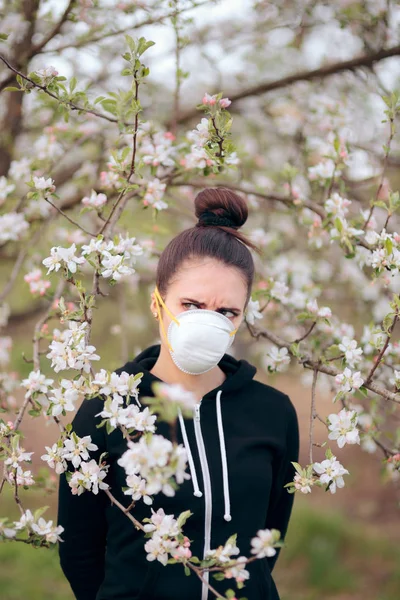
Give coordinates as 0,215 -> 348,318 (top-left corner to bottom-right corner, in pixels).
155,187 -> 261,308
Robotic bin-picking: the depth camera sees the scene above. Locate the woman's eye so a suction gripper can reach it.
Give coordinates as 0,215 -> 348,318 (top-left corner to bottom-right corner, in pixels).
223,311 -> 236,318
182,303 -> 236,318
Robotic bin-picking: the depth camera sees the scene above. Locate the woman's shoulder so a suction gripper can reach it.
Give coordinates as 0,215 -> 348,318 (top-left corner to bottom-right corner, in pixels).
244,378 -> 298,426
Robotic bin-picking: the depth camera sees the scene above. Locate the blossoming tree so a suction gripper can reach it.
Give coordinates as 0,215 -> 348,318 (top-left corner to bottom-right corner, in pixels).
1,0 -> 400,598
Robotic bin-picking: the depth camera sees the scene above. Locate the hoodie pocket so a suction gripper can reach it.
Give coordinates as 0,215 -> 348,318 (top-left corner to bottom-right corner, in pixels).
135,560 -> 162,600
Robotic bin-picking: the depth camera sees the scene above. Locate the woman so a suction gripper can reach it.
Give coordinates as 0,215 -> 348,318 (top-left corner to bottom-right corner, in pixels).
57,187 -> 300,600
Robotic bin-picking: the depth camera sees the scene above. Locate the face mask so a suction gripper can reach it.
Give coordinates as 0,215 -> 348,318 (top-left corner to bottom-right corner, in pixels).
153,285 -> 238,375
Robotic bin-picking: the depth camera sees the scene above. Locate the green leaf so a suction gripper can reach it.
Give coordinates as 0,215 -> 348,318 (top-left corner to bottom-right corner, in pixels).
0,33 -> 9,41
69,76 -> 77,92
184,566 -> 190,576
3,86 -> 21,92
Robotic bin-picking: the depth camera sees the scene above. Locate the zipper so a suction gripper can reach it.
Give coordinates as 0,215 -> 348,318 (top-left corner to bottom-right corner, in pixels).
193,398 -> 212,600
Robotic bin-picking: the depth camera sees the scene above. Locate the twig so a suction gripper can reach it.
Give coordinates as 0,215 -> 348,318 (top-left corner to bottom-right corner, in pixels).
103,488 -> 145,531
0,54 -> 133,126
44,197 -> 97,237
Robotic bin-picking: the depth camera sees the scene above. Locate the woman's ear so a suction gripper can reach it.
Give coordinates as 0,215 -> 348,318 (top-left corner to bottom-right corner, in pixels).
150,293 -> 158,317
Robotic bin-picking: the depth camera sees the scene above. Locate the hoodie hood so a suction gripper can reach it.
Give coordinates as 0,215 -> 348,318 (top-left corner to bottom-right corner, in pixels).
117,343 -> 257,399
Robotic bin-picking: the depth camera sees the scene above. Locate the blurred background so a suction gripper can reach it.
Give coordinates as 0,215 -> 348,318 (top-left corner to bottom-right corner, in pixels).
1,0 -> 400,598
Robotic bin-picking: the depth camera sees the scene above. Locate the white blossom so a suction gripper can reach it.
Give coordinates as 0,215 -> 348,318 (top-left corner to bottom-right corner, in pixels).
153,382 -> 198,411
0,176 -> 15,202
335,367 -> 364,395
21,370 -> 54,399
313,455 -> 349,493
263,345 -> 291,372
42,243 -> 86,275
0,212 -> 29,243
62,434 -> 98,469
338,336 -> 363,367
245,297 -> 263,325
41,443 -> 68,474
81,190 -> 108,208
250,529 -> 278,559
327,408 -> 360,448
68,459 -> 109,495
118,435 -> 189,498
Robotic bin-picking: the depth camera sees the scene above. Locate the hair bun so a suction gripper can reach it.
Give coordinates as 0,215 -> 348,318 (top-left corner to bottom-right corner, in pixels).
194,187 -> 248,230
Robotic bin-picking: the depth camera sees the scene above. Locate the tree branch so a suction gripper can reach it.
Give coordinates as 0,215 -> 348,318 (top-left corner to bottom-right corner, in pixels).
174,44 -> 400,125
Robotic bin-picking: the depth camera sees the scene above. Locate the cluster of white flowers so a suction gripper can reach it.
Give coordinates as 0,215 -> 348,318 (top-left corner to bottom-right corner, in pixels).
152,381 -> 198,411
41,431 -> 99,477
1,509 -> 64,544
263,345 -> 291,373
270,279 -> 289,303
118,434 -> 189,499
363,228 -> 400,275
143,178 -> 167,210
0,336 -> 12,366
306,298 -> 332,319
0,211 -> 29,243
46,321 -> 100,373
34,66 -> 59,85
96,396 -> 156,432
43,242 -> 86,275
327,408 -> 360,448
205,537 -> 250,583
308,158 -> 339,182
81,190 -> 108,209
143,507 -> 192,565
0,372 -> 19,409
312,454 -> 349,494
338,336 -> 363,368
324,192 -> 351,219
34,132 -> 64,161
3,437 -> 35,487
21,369 -> 54,400
81,234 -> 143,282
8,157 -> 32,181
24,268 -> 51,296
250,528 -> 279,559
141,130 -> 177,168
0,176 -> 15,203
245,297 -> 263,325
293,471 -> 315,494
334,367 -> 364,397
68,458 -> 109,495
91,368 -> 143,399
32,176 -> 56,196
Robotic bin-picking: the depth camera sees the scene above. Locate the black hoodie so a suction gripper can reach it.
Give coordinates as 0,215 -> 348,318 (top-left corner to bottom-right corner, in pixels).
57,343 -> 300,600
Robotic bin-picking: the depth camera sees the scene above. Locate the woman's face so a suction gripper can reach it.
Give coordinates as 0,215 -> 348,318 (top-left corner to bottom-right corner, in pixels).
150,258 -> 248,343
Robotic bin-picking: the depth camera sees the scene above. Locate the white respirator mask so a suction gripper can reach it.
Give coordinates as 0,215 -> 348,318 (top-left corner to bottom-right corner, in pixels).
153,285 -> 238,375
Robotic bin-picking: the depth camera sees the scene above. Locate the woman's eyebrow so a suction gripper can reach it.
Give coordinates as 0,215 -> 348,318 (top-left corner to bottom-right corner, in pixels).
181,297 -> 242,312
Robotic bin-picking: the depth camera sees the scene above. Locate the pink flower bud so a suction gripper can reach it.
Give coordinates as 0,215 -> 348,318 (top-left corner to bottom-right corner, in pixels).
219,97 -> 231,108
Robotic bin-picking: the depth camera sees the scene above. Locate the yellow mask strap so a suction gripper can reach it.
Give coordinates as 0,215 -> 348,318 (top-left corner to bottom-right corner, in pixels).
153,285 -> 179,353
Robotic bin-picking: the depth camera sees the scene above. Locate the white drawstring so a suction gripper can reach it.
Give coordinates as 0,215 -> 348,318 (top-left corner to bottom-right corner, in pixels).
178,407 -> 203,497
177,394 -> 232,521
216,390 -> 232,521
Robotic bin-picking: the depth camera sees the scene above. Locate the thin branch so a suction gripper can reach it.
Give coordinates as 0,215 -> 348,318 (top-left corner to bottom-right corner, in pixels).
44,197 -> 97,237
174,44 -> 400,125
29,0 -> 75,56
309,366 -> 318,465
0,55 -> 133,126
40,0 -> 213,54
103,488 -> 144,531
245,321 -> 400,409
